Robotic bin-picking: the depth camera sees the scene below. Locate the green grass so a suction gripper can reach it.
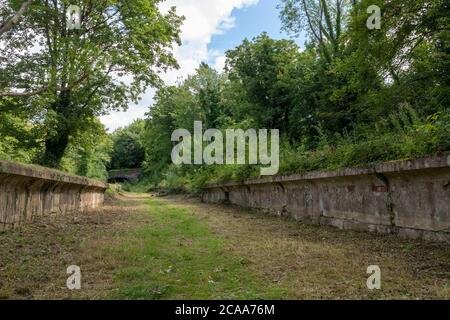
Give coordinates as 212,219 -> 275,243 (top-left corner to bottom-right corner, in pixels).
121,179 -> 153,193
108,199 -> 287,300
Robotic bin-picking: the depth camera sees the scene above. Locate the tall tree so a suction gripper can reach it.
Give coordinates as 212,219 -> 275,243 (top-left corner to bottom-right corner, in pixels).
347,0 -> 449,115
61,117 -> 112,180
279,0 -> 350,61
225,33 -> 302,133
0,0 -> 182,167
109,119 -> 145,170
142,63 -> 228,178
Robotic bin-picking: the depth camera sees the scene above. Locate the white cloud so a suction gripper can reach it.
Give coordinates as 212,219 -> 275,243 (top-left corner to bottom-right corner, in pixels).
101,0 -> 259,131
209,49 -> 227,72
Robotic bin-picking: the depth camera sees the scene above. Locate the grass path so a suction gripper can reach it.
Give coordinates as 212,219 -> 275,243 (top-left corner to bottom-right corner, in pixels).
108,198 -> 286,299
0,193 -> 448,300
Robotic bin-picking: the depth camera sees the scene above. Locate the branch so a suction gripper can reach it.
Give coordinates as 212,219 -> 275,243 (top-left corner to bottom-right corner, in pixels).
0,0 -> 34,36
80,64 -> 115,110
301,0 -> 321,44
321,0 -> 335,43
0,86 -> 50,97
0,73 -> 90,97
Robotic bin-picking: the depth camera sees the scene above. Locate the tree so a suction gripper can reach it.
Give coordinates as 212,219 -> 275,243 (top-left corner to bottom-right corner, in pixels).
109,119 -> 145,170
278,1 -> 383,137
0,94 -> 45,162
142,63 -> 229,179
61,117 -> 112,180
225,33 -> 302,133
0,0 -> 183,167
279,0 -> 350,61
346,0 -> 450,116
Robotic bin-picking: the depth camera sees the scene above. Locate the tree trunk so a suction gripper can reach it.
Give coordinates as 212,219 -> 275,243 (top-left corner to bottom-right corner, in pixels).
39,92 -> 72,168
41,128 -> 70,168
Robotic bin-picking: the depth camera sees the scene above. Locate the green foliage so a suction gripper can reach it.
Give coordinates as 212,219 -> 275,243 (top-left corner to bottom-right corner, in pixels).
1,0 -> 183,167
142,63 -> 230,181
345,0 -> 450,117
0,92 -> 113,179
279,109 -> 450,174
279,0 -> 350,61
0,97 -> 45,163
109,120 -> 146,170
1,0 -> 448,190
60,118 -> 112,180
0,112 -> 39,163
132,1 -> 449,193
225,33 -> 302,132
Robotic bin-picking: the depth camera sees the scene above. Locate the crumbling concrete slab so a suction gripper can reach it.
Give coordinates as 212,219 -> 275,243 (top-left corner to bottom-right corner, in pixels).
202,154 -> 450,243
0,160 -> 107,230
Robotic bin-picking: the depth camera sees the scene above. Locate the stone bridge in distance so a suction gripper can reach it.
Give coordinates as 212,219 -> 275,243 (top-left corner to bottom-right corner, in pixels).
108,168 -> 142,183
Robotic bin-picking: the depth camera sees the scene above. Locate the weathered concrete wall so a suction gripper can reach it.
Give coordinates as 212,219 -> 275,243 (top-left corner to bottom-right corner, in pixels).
202,155 -> 450,243
0,160 -> 108,231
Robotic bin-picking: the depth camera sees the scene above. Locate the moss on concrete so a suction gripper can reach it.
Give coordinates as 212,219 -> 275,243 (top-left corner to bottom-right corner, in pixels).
0,159 -> 107,188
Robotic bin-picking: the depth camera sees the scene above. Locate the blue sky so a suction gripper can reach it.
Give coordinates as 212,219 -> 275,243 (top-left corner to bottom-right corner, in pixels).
102,0 -> 306,131
209,0 -> 303,53
207,0 -> 305,69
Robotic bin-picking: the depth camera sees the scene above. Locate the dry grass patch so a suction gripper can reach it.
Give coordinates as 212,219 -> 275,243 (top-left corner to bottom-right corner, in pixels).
165,195 -> 450,300
0,194 -> 149,300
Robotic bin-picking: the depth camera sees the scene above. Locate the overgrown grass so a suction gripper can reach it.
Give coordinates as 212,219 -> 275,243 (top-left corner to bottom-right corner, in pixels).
278,110 -> 450,175
121,178 -> 153,193
138,109 -> 450,192
108,199 -> 287,300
